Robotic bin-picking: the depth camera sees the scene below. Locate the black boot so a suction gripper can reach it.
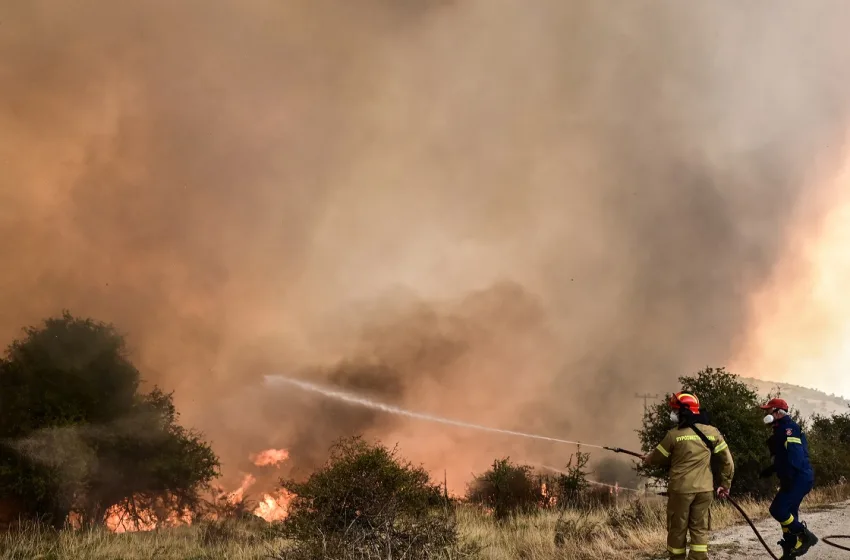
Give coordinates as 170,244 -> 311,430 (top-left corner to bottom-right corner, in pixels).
779,523 -> 819,558
777,538 -> 794,560
793,523 -> 818,557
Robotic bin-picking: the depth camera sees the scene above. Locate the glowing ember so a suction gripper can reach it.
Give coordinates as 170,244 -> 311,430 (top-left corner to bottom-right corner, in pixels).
250,448 -> 290,467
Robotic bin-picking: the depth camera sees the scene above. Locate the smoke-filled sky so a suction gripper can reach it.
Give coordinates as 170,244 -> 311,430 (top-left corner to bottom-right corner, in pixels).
3,0 -> 850,488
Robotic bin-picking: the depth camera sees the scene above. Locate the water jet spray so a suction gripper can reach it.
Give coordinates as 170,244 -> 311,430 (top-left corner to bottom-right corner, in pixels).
265,375 -> 608,450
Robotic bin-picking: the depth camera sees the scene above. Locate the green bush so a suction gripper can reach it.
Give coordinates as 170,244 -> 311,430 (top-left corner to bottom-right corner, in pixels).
637,367 -> 775,498
808,411 -> 850,486
466,458 -> 542,520
278,437 -> 467,560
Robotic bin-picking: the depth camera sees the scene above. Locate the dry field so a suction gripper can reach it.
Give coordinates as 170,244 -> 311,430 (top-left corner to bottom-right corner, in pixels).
1,485 -> 848,560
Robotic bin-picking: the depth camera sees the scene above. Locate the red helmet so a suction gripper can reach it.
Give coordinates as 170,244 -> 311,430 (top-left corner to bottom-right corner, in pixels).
669,392 -> 700,413
760,398 -> 788,412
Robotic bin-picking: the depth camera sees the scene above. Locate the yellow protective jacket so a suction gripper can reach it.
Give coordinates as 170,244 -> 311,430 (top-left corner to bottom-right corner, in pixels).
647,423 -> 735,493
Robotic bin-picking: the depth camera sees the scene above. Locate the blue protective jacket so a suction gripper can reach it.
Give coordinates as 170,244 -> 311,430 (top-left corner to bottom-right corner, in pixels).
770,415 -> 814,484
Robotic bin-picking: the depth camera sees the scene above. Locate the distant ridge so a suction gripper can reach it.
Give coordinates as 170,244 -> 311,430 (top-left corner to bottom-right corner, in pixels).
742,377 -> 850,419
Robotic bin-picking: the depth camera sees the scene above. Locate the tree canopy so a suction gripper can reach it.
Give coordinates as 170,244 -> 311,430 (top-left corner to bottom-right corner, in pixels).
0,312 -> 220,527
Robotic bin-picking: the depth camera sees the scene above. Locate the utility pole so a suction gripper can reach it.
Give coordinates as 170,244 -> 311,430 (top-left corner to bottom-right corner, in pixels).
635,392 -> 661,413
443,470 -> 450,514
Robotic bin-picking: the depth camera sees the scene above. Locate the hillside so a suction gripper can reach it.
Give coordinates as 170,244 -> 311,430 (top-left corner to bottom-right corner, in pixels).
743,377 -> 850,419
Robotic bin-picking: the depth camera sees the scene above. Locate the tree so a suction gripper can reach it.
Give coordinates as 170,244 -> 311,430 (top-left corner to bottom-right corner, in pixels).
279,437 -> 463,560
637,367 -> 775,498
0,312 -> 220,528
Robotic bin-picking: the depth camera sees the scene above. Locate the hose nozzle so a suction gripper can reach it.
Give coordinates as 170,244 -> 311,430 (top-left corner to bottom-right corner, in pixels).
603,446 -> 644,459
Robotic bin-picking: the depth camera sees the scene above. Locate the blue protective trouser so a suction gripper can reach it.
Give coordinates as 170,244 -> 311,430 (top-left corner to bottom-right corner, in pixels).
769,477 -> 813,543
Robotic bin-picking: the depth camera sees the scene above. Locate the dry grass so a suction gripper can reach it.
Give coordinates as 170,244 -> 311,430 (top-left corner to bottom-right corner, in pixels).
0,521 -> 289,560
459,484 -> 850,560
1,485 -> 847,560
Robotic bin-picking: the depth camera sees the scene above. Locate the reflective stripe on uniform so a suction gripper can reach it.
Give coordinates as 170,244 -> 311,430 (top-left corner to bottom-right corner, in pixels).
656,444 -> 670,457
667,545 -> 687,554
781,514 -> 795,526
690,544 -> 708,552
713,441 -> 728,453
785,437 -> 802,448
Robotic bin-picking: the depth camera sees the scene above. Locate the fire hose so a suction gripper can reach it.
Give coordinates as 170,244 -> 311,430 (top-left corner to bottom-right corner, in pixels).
604,447 -> 849,556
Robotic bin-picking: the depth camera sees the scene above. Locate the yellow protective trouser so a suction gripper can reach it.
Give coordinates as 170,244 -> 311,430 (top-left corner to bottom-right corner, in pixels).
666,491 -> 713,560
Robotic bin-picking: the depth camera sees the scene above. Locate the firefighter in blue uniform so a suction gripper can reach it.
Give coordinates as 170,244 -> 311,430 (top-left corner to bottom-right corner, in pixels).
759,398 -> 818,558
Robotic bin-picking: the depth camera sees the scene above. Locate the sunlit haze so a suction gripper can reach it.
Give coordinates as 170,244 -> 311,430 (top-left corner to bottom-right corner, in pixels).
733,148 -> 850,399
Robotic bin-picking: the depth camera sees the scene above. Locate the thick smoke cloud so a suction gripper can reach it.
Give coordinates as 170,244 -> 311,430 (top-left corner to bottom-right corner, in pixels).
2,1 -> 850,488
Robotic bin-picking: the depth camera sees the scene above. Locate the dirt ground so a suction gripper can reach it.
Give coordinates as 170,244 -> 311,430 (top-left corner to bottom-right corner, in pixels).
711,500 -> 850,559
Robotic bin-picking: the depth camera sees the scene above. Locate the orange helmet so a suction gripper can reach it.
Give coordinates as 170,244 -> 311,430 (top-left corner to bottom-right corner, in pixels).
669,392 -> 700,413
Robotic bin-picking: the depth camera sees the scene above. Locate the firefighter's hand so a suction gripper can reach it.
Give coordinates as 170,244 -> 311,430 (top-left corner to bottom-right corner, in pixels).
716,486 -> 730,499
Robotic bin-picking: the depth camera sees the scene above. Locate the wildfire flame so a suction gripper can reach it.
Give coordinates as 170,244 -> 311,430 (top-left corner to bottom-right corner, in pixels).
250,448 -> 290,468
105,501 -> 193,534
224,472 -> 293,522
226,473 -> 257,504
254,490 -> 294,522
75,447 -> 294,533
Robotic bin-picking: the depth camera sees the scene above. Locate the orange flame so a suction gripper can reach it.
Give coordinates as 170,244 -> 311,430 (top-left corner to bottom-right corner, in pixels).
253,490 -> 294,522
105,502 -> 192,533
69,448 -> 295,533
250,448 -> 290,468
226,473 -> 257,504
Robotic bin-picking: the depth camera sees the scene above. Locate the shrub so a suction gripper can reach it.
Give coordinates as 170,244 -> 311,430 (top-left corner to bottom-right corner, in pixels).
553,450 -> 591,508
466,458 -> 542,520
277,437 -> 468,560
808,411 -> 850,486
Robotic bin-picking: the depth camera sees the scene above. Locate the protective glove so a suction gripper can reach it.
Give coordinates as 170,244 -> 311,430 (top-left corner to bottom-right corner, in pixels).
759,465 -> 776,479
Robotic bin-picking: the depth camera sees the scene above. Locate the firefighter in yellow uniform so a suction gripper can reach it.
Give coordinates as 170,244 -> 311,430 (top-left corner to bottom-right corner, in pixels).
644,392 -> 735,560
